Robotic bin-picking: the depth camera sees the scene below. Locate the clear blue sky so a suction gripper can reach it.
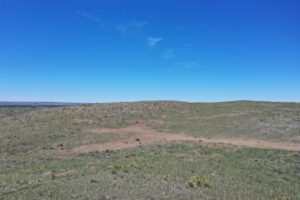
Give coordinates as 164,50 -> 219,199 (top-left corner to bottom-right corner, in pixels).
1,0 -> 299,102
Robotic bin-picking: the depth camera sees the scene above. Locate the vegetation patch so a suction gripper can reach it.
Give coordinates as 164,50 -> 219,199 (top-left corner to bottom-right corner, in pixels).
0,101 -> 300,199
186,175 -> 211,188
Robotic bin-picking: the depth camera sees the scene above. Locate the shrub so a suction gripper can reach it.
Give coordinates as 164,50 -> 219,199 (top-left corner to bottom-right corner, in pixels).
186,176 -> 211,188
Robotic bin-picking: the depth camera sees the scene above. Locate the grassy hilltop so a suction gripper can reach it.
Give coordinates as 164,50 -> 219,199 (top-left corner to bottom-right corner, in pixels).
0,101 -> 299,199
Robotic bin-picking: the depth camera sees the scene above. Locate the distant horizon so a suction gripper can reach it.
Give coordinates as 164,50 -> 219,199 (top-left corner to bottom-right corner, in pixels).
1,0 -> 299,102
1,99 -> 300,104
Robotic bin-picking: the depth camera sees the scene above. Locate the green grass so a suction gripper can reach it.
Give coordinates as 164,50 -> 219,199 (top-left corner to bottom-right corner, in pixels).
0,101 -> 300,199
1,143 -> 299,199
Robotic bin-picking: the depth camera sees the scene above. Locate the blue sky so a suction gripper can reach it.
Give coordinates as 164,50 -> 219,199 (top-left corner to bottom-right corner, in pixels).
0,0 -> 299,102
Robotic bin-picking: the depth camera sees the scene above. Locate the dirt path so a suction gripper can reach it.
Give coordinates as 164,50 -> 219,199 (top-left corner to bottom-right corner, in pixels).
71,124 -> 300,154
198,137 -> 300,151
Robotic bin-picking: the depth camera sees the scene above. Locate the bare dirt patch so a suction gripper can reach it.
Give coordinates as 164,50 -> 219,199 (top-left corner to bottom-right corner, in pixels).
198,137 -> 300,152
71,124 -> 300,154
89,124 -> 153,135
72,124 -> 197,154
43,170 -> 75,179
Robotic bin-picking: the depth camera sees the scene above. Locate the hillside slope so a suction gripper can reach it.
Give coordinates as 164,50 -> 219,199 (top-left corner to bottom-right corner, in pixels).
0,101 -> 299,199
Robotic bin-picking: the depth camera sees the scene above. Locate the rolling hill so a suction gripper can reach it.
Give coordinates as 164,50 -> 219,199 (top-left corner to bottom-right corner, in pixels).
0,101 -> 299,199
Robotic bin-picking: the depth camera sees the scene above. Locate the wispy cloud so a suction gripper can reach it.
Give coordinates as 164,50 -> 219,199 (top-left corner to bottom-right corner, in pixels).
115,24 -> 128,33
162,49 -> 175,60
115,20 -> 147,34
130,20 -> 147,29
76,11 -> 101,22
147,37 -> 163,47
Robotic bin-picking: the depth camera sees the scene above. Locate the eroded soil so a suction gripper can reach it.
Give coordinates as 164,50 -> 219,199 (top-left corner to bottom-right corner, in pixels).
71,124 -> 300,154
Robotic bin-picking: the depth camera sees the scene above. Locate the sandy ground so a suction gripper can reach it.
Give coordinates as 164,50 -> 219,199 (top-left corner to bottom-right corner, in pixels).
70,124 -> 300,154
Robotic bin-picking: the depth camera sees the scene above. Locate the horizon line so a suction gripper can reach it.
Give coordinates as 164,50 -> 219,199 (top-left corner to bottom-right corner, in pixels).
1,99 -> 300,104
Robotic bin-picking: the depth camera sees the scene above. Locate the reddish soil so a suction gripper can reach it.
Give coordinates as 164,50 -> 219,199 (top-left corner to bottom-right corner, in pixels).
72,125 -> 197,154
71,124 -> 300,154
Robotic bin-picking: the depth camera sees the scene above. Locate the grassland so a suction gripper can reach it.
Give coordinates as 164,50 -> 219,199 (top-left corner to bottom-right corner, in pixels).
0,101 -> 299,199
